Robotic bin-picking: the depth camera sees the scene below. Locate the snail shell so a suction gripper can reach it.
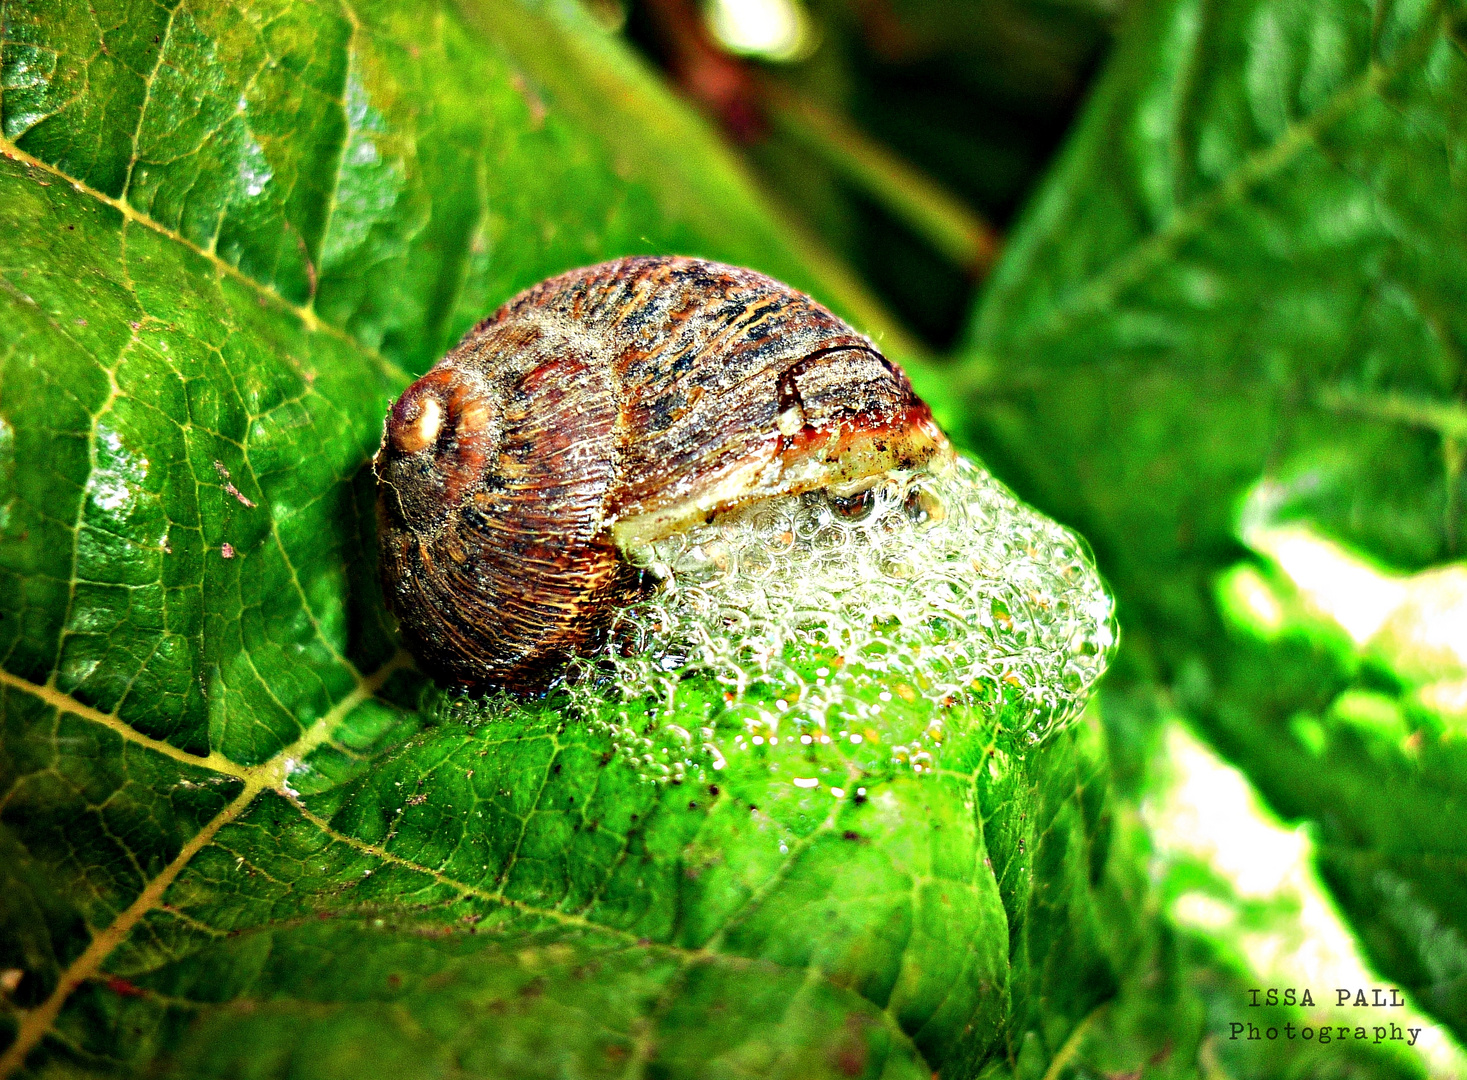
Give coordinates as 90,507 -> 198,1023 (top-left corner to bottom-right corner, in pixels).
375,255 -> 949,691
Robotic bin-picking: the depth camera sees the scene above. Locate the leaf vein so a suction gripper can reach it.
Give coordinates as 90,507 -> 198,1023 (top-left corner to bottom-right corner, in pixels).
0,135 -> 412,387
995,5 -> 1445,356
0,781 -> 260,1078
285,794 -> 936,1074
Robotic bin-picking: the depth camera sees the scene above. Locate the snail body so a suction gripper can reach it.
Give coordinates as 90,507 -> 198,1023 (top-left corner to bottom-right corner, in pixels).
375,256 -> 949,690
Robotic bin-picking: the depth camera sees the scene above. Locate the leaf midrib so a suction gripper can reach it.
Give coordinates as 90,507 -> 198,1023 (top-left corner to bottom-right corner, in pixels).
0,19 -> 1079,1071
0,783 -> 263,1078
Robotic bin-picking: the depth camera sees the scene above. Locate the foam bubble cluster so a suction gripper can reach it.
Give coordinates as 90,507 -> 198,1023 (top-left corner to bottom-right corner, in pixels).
563,455 -> 1114,770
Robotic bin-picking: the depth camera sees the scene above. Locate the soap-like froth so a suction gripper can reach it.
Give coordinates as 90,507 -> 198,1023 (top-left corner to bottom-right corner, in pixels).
561,455 -> 1115,779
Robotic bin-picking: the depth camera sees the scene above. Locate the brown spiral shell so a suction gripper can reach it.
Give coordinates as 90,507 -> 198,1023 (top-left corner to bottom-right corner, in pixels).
374,255 -> 948,691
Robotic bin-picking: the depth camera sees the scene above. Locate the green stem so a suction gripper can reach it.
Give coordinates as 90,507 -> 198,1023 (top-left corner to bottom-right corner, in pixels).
763,82 -> 1001,275
1317,386 -> 1467,439
1040,1001 -> 1110,1080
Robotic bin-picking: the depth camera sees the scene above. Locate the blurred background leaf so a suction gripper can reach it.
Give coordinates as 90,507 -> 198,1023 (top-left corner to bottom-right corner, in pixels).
945,0 -> 1467,1048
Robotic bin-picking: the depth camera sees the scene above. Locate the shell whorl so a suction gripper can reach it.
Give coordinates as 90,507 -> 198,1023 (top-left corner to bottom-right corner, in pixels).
375,256 -> 947,691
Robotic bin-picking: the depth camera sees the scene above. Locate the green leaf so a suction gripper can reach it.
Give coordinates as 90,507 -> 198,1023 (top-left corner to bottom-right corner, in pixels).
0,0 -> 1169,1076
956,0 -> 1467,1043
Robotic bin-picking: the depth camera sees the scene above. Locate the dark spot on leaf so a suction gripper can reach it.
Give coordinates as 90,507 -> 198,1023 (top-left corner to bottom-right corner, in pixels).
830,1014 -> 877,1077
708,784 -> 719,796
842,830 -> 861,841
833,1040 -> 866,1076
106,977 -> 144,998
387,974 -> 402,989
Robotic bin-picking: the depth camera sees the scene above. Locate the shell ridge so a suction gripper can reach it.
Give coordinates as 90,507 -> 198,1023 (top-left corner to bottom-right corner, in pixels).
376,256 -> 945,692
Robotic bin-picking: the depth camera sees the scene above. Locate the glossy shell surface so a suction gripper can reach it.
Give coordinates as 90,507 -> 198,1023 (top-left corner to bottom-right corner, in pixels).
375,255 -> 947,690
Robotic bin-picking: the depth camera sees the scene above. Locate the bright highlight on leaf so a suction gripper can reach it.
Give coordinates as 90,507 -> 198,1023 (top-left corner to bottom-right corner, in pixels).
956,0 -> 1467,1045
1145,723 -> 1467,1075
1239,515 -> 1467,701
1241,521 -> 1408,646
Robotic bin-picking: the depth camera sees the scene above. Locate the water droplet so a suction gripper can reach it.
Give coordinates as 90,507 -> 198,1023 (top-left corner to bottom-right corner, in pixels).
550,455 -> 1114,783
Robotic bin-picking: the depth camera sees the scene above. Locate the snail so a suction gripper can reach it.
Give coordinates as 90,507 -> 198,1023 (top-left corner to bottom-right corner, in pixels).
374,255 -> 950,691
